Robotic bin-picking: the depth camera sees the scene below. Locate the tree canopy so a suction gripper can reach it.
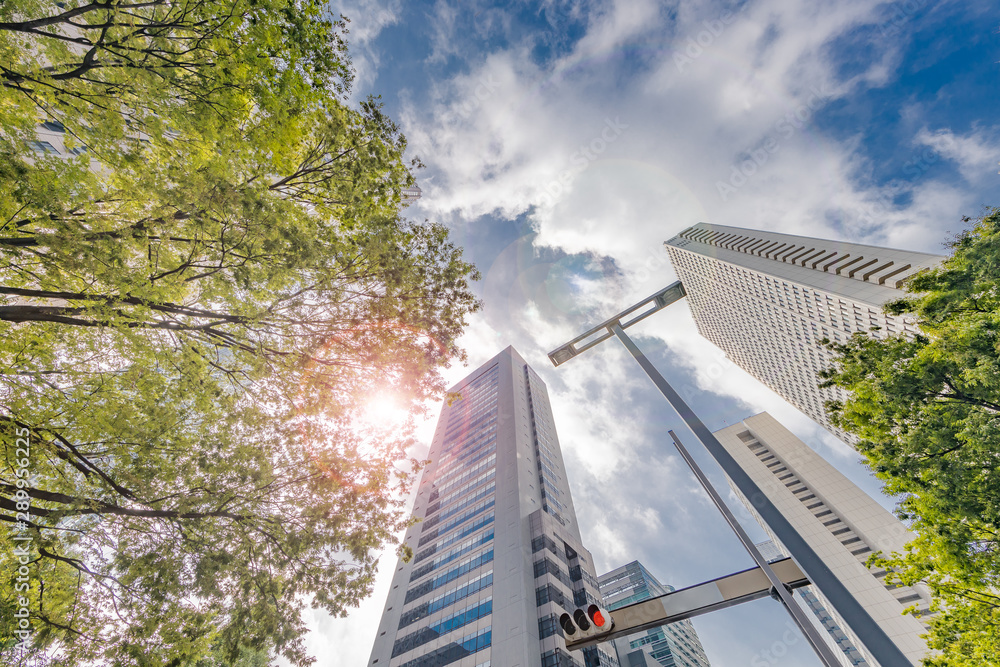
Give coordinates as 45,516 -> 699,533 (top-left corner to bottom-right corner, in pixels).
821,208 -> 1000,665
0,0 -> 350,149
0,2 -> 481,665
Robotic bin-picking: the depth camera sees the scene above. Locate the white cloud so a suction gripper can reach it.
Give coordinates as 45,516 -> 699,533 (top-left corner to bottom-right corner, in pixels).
403,0 -> 977,300
917,126 -> 1000,183
554,0 -> 666,77
426,0 -> 461,64
330,0 -> 403,94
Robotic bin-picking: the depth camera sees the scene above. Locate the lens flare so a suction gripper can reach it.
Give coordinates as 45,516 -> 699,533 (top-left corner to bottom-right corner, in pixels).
361,393 -> 408,429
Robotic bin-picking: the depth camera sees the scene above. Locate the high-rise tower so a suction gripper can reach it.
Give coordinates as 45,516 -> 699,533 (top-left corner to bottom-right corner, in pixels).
714,412 -> 931,666
664,223 -> 942,439
367,347 -> 618,667
598,561 -> 710,667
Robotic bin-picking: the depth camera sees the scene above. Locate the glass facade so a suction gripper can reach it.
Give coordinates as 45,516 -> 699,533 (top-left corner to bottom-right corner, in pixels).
368,348 -> 617,667
598,562 -> 710,667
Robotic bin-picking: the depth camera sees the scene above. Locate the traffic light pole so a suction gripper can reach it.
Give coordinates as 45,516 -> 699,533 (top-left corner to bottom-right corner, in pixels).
564,557 -> 811,650
612,325 -> 839,667
548,283 -> 912,667
661,427 -> 839,665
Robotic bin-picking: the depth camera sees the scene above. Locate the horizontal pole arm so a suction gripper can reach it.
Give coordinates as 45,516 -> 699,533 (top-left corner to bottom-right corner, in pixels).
565,558 -> 809,650
548,281 -> 685,366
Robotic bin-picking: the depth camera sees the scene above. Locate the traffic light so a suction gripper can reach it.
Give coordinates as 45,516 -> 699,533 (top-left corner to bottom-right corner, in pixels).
559,604 -> 615,643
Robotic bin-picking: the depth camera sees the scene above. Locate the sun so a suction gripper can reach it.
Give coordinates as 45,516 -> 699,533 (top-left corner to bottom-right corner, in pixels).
359,393 -> 409,429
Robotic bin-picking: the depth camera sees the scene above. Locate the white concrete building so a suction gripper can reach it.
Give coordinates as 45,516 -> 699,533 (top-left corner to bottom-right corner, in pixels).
714,413 -> 931,667
664,223 -> 942,440
368,347 -> 617,667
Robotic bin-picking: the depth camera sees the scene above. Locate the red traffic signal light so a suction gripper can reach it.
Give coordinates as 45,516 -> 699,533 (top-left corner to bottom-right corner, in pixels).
588,604 -> 610,629
560,605 -> 615,645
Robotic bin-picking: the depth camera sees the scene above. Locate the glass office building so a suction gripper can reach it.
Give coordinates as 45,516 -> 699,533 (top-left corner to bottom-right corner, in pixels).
598,561 -> 710,667
367,347 -> 617,667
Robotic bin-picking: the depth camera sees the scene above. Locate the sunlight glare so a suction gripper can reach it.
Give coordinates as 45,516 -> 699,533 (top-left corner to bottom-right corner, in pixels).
360,393 -> 409,430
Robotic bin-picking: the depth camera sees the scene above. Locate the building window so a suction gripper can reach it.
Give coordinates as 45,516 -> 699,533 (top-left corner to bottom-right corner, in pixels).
539,614 -> 562,639
27,140 -> 59,154
396,627 -> 491,667
541,649 -> 580,667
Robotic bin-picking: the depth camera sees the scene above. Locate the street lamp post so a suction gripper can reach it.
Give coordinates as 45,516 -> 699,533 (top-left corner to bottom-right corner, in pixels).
549,282 -> 911,667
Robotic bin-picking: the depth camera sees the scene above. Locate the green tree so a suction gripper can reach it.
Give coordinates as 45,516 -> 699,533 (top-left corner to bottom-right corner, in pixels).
0,2 -> 481,666
0,0 -> 350,153
821,208 -> 1000,665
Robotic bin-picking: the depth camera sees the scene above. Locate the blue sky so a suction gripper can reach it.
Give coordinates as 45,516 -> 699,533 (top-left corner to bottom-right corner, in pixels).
300,1 -> 1000,665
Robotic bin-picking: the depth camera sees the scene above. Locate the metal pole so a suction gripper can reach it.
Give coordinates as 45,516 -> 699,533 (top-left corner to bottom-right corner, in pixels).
564,558 -> 812,650
667,429 -> 841,667
609,323 -> 911,667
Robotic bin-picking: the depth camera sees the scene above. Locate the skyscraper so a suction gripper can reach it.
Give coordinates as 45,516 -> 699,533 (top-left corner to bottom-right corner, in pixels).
598,562 -> 710,667
664,223 -> 942,439
367,347 -> 618,667
713,412 -> 931,666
